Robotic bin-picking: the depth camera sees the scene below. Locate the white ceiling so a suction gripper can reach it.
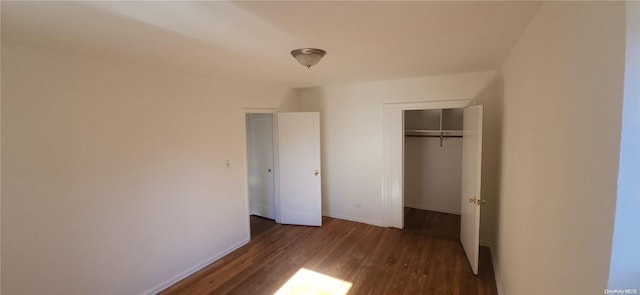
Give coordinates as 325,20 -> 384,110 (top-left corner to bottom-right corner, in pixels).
1,1 -> 540,88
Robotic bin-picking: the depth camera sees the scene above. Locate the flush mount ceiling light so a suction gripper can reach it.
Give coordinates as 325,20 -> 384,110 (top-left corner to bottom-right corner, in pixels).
290,48 -> 326,69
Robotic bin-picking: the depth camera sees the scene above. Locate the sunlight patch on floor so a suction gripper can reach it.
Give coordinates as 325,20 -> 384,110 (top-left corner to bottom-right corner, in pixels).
274,268 -> 353,295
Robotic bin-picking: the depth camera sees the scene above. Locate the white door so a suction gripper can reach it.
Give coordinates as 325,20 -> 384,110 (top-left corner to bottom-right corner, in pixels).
246,113 -> 276,220
460,105 -> 483,275
277,112 -> 322,226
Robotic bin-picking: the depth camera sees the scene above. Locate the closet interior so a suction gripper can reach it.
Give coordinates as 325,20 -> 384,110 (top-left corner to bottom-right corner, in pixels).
403,108 -> 464,239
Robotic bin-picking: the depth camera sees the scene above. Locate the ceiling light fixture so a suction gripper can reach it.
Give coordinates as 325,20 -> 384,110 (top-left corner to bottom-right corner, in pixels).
291,48 -> 326,69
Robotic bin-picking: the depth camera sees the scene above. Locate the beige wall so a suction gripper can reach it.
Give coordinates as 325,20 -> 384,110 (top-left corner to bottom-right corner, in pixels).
296,72 -> 501,239
498,2 -> 625,294
0,20 -> 3,294
1,44 -> 294,295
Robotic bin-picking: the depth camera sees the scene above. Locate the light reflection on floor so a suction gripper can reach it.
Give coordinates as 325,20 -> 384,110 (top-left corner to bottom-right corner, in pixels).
274,268 -> 353,295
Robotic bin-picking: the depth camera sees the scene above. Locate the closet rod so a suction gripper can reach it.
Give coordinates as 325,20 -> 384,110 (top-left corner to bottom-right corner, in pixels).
405,135 -> 463,138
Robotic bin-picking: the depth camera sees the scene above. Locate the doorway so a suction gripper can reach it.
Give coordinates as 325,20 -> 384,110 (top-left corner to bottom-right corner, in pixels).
382,100 -> 484,274
403,108 -> 464,240
382,100 -> 470,228
246,113 -> 278,237
244,111 -> 324,238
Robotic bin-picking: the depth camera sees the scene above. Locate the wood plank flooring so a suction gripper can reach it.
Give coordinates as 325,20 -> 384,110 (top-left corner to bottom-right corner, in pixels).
403,207 -> 461,241
250,215 -> 277,238
160,211 -> 497,295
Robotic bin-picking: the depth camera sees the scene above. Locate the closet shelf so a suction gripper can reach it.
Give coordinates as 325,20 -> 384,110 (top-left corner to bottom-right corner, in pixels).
405,130 -> 463,137
404,108 -> 464,146
405,129 -> 462,133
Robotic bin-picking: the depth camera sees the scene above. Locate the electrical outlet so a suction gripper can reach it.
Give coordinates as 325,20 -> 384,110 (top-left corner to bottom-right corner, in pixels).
225,160 -> 230,168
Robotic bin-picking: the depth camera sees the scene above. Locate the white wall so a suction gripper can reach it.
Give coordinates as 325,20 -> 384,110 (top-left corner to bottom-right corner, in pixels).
296,71 -> 498,229
404,137 -> 462,214
498,2 -> 626,294
0,16 -> 3,293
1,44 -> 294,295
608,1 -> 640,290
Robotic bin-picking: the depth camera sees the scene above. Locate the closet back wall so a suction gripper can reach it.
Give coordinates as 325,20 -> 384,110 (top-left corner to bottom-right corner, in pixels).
404,137 -> 462,214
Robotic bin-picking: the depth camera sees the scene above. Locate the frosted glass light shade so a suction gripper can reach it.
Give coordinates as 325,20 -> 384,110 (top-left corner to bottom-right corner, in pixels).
291,48 -> 326,68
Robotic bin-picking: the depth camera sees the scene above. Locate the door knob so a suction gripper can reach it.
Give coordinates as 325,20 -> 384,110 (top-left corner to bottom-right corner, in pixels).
314,170 -> 320,176
468,197 -> 485,205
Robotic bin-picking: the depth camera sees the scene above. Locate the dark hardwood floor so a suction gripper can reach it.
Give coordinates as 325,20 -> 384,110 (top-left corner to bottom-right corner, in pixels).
159,210 -> 498,295
250,215 -> 277,238
403,207 -> 461,241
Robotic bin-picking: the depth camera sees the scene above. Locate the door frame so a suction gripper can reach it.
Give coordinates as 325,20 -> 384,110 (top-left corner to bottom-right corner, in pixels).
382,100 -> 471,228
243,108 -> 281,232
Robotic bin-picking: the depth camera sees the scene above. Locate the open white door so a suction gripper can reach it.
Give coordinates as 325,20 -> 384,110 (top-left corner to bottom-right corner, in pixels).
277,112 -> 322,226
246,113 -> 276,220
461,105 -> 483,274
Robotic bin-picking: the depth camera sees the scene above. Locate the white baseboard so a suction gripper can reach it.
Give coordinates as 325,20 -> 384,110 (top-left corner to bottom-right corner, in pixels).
140,238 -> 249,295
322,211 -> 385,227
485,244 -> 503,295
404,203 -> 461,215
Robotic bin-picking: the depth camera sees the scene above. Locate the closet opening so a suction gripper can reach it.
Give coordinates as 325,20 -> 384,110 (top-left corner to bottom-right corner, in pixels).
403,108 -> 464,240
